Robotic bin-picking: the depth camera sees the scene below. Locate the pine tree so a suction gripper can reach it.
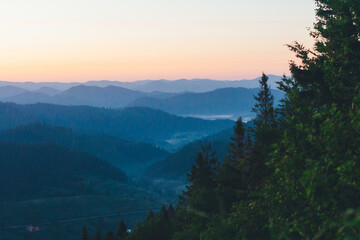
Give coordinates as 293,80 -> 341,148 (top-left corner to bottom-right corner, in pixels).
146,210 -> 154,220
160,205 -> 168,219
103,231 -> 115,240
181,144 -> 219,214
227,117 -> 246,162
115,221 -> 127,240
80,224 -> 90,240
93,230 -> 101,240
268,0 -> 360,237
168,203 -> 175,218
250,73 -> 279,186
252,73 -> 276,128
216,117 -> 247,213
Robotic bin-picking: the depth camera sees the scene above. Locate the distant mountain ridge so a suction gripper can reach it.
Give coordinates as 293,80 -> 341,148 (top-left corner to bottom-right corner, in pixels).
1,85 -> 147,107
0,75 -> 283,92
0,102 -> 234,148
1,84 -> 284,118
0,86 -> 27,99
52,85 -> 146,107
127,87 -> 285,116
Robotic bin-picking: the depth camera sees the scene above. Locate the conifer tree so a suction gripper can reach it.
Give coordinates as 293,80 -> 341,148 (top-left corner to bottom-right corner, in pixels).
216,117 -> 247,213
115,221 -> 127,240
103,231 -> 115,240
146,210 -> 154,220
161,205 -> 168,219
252,73 -> 276,128
168,203 -> 175,218
80,224 -> 90,240
227,117 -> 246,162
93,230 -> 101,240
181,144 -> 219,214
268,0 -> 360,237
250,73 -> 279,186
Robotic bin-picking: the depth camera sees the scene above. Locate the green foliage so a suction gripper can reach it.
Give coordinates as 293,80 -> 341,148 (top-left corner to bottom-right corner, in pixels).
0,103 -> 233,143
0,123 -> 169,175
93,230 -> 102,240
0,141 -> 128,200
267,0 -> 360,238
84,1 -> 360,239
126,208 -> 176,240
216,117 -> 248,214
181,144 -> 219,214
116,221 -> 128,240
250,73 -> 280,187
80,225 -> 90,240
144,140 -> 228,181
103,231 -> 115,240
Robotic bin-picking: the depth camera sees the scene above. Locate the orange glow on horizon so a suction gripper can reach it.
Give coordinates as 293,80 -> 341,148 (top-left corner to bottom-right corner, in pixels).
0,0 -> 316,82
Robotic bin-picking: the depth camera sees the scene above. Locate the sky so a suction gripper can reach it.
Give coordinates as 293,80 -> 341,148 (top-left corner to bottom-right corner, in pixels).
0,0 -> 317,82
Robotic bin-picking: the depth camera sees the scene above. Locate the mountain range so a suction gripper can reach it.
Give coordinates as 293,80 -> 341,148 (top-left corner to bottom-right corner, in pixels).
0,102 -> 233,149
128,87 -> 284,116
0,75 -> 283,93
1,83 -> 284,118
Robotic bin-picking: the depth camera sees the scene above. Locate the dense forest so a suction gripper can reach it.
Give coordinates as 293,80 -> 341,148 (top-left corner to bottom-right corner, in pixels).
0,142 -> 128,200
81,1 -> 360,239
0,103 -> 233,145
0,124 -> 169,175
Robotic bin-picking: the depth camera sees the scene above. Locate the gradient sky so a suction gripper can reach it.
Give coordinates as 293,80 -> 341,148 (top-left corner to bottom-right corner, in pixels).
0,0 -> 316,82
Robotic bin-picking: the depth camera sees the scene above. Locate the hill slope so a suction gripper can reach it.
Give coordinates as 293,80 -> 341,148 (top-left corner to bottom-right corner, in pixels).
132,75 -> 282,93
52,85 -> 147,107
0,103 -> 234,147
0,75 -> 283,93
3,91 -> 53,104
0,142 -> 169,240
0,86 -> 27,99
0,124 -> 169,175
0,142 -> 128,200
128,87 -> 284,116
143,140 -> 229,181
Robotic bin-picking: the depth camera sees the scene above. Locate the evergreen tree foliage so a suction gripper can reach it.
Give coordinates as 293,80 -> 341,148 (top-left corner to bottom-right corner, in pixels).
80,225 -> 90,240
226,117 -> 246,162
93,230 -> 102,240
216,117 -> 248,214
250,73 -> 280,187
161,205 -> 169,220
268,0 -> 360,237
181,144 -> 219,214
80,1 -> 360,239
146,210 -> 154,220
252,73 -> 277,128
116,221 -> 127,240
168,203 -> 175,218
103,231 -> 115,240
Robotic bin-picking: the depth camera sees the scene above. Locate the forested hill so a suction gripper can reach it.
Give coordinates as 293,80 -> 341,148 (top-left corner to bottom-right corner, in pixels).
0,142 -> 128,201
143,140 -> 229,181
0,103 -> 234,143
105,2 -> 360,239
51,85 -> 146,107
143,122 -> 253,183
127,87 -> 284,115
0,123 -> 169,175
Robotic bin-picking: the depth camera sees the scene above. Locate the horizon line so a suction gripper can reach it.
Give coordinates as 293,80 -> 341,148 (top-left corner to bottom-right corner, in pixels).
0,74 -> 286,84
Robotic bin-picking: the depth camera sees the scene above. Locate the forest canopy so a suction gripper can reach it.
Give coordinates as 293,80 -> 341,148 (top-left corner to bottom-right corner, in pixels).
82,0 -> 360,239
